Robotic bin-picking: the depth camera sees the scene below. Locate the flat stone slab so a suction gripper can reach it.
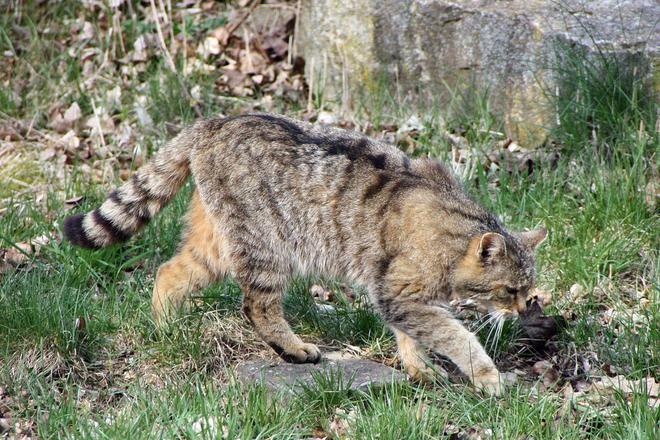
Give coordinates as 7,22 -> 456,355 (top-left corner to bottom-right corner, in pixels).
235,355 -> 407,394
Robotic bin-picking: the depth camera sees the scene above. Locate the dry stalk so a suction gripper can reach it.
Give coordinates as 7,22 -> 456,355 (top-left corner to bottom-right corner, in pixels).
222,0 -> 261,47
149,0 -> 202,118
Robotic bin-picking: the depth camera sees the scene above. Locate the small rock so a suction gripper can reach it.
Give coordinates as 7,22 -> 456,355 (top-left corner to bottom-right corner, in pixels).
316,304 -> 336,315
235,358 -> 406,394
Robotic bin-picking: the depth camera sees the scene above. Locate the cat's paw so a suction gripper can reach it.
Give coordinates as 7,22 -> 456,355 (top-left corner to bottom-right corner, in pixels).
271,341 -> 322,364
405,364 -> 448,383
472,369 -> 502,396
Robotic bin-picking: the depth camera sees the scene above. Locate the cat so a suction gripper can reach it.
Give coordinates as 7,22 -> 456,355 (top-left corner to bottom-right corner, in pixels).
63,113 -> 547,395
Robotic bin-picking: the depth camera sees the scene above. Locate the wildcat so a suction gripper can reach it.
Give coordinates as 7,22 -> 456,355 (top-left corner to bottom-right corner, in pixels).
63,113 -> 546,395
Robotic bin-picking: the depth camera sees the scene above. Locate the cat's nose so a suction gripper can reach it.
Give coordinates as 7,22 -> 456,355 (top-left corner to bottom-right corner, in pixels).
515,298 -> 527,314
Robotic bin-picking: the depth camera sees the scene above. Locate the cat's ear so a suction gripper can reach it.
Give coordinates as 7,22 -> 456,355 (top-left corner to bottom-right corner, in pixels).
517,227 -> 548,251
476,232 -> 507,262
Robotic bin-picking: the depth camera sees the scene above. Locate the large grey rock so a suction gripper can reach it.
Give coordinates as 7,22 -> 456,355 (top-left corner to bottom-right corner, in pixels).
297,0 -> 659,147
235,356 -> 407,394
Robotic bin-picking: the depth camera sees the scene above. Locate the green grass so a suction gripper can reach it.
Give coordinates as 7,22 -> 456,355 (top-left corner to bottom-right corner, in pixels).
1,1 -> 658,439
551,38 -> 657,152
2,118 -> 657,439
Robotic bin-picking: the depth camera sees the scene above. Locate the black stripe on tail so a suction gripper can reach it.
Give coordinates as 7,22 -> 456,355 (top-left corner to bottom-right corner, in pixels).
63,213 -> 101,249
91,208 -> 131,243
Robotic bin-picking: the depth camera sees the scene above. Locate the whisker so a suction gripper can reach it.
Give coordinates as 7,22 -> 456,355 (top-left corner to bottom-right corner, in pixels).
485,311 -> 507,351
484,312 -> 500,349
472,312 -> 493,334
492,313 -> 505,351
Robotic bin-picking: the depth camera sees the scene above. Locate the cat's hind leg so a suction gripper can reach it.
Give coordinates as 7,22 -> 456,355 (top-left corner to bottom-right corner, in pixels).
152,191 -> 229,324
235,263 -> 321,363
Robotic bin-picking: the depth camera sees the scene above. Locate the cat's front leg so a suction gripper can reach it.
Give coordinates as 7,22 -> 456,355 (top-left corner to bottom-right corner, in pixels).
383,303 -> 501,396
392,327 -> 447,382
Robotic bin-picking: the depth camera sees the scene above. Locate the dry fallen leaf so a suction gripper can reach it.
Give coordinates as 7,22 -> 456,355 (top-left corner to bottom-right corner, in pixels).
1,235 -> 50,266
532,360 -> 560,390
592,375 -> 659,397
198,36 -> 221,58
212,26 -> 231,45
63,102 -> 82,124
192,416 -> 227,437
527,287 -> 553,307
567,283 -> 585,302
317,111 -> 338,126
64,196 -> 84,208
85,111 -> 115,136
132,35 -> 149,62
49,112 -> 71,133
56,130 -> 81,151
329,408 -> 356,438
443,424 -> 493,440
415,402 -> 428,421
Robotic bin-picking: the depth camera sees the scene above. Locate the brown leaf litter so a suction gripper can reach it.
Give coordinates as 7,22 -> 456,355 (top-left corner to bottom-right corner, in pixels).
0,234 -> 51,275
2,1 -> 306,213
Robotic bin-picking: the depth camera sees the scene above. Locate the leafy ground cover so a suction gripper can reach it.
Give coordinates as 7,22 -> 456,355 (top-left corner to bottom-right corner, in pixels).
0,1 -> 657,438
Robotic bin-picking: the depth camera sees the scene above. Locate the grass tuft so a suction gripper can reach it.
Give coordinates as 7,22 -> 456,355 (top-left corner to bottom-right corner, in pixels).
551,38 -> 657,153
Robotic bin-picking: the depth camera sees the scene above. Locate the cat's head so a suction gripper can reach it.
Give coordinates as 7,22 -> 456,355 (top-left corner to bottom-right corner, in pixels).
451,228 -> 547,317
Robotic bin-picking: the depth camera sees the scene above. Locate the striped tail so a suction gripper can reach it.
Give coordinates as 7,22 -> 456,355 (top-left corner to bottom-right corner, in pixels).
63,127 -> 195,249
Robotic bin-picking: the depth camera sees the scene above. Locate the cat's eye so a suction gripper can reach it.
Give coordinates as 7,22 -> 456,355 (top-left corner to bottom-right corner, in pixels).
506,287 -> 519,295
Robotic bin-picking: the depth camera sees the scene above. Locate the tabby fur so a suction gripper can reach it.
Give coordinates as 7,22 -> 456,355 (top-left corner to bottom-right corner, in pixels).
64,113 -> 547,395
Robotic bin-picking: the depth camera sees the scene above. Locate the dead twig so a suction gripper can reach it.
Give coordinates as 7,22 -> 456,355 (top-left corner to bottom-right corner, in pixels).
0,111 -> 71,148
149,0 -> 203,118
149,0 -> 176,72
222,0 -> 261,47
90,98 -> 107,152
